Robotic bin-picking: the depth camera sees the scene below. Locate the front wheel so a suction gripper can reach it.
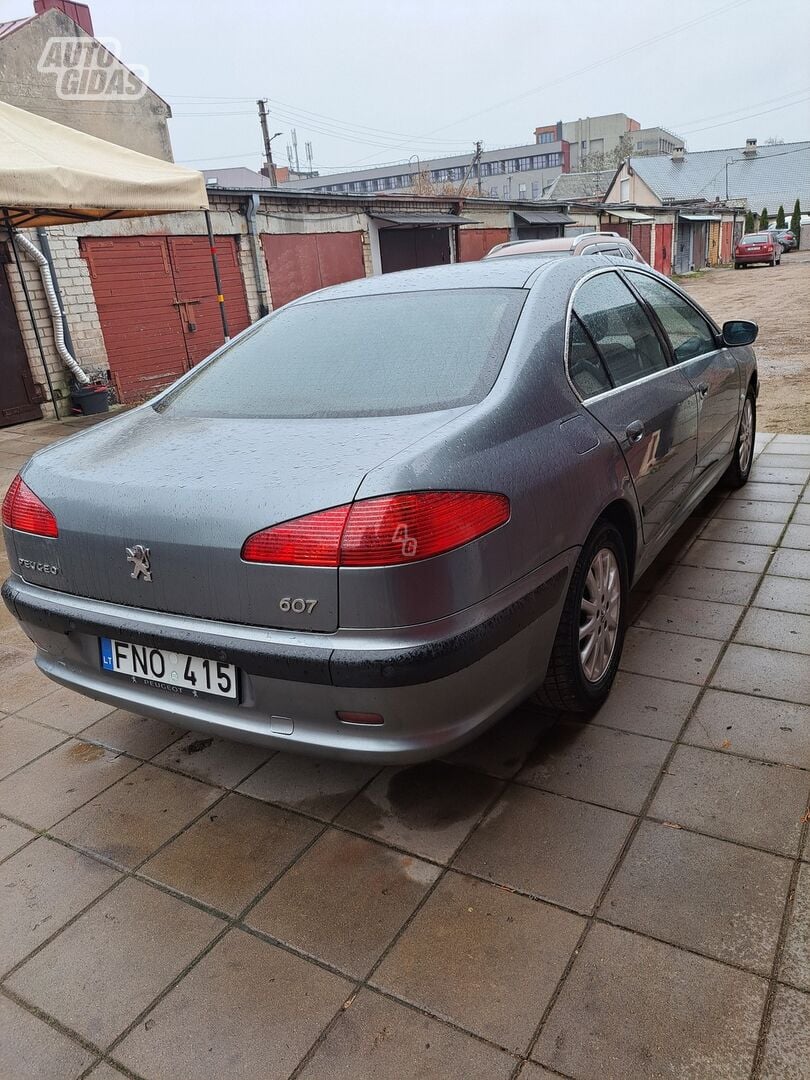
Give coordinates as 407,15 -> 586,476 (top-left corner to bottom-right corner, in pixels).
533,522 -> 628,714
724,388 -> 756,488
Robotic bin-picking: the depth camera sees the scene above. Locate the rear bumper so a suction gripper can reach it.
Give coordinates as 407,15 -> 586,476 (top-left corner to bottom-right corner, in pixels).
735,252 -> 775,264
2,558 -> 571,762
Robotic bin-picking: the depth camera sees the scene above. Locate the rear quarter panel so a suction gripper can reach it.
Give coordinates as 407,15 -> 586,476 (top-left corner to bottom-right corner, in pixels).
342,271 -> 638,629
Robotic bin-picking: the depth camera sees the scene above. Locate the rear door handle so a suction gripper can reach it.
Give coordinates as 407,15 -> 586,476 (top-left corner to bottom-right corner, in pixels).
697,382 -> 709,397
626,420 -> 644,443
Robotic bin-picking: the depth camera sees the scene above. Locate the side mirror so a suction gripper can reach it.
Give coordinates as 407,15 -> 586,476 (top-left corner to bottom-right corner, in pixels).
722,320 -> 758,347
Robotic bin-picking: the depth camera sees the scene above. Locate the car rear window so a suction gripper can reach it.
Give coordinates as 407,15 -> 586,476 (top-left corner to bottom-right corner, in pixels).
742,234 -> 769,243
157,288 -> 526,419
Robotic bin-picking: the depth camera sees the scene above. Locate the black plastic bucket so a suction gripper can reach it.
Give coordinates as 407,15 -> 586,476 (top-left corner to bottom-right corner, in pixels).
70,384 -> 109,416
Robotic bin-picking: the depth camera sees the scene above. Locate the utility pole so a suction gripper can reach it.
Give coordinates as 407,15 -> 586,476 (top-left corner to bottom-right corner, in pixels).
458,141 -> 483,198
257,99 -> 278,186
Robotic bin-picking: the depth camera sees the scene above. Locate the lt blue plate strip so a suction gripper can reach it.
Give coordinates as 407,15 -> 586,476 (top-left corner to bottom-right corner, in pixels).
99,636 -> 114,671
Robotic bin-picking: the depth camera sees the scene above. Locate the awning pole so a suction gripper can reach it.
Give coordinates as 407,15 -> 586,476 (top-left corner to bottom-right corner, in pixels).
204,210 -> 230,342
4,214 -> 60,420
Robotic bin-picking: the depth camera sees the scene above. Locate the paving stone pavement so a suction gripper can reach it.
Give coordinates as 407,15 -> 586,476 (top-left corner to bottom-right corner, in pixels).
0,419 -> 808,1080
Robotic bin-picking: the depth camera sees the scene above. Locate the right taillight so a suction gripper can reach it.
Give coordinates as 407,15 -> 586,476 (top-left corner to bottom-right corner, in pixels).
242,491 -> 510,567
1,475 -> 59,538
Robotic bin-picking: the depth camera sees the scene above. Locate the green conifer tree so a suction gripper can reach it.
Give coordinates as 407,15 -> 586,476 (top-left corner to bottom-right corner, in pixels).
790,199 -> 801,244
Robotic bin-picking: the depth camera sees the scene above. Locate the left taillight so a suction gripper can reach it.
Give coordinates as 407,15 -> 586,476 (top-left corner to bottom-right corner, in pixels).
242,491 -> 510,567
1,475 -> 59,538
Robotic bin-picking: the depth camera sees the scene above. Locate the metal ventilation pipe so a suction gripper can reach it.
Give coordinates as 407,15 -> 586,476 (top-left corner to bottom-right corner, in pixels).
14,231 -> 91,385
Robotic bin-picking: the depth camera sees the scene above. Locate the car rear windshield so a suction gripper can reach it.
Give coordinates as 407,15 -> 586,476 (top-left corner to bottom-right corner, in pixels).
157,288 -> 526,418
742,234 -> 769,243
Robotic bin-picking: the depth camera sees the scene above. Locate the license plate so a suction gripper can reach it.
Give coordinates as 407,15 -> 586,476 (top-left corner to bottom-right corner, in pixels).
99,637 -> 239,700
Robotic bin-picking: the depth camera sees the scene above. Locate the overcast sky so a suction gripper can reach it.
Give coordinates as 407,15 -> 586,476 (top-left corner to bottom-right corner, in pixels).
51,0 -> 810,172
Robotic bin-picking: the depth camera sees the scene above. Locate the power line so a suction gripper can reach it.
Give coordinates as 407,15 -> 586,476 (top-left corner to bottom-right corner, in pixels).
683,95 -> 810,136
671,85 -> 810,131
345,0 -> 756,167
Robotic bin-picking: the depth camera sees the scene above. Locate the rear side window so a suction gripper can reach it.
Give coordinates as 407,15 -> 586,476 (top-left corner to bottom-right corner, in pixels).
628,273 -> 717,363
158,288 -> 526,419
572,272 -> 669,388
569,316 -> 611,398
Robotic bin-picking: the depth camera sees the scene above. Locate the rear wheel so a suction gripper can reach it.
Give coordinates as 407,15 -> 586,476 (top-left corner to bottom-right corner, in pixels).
724,388 -> 756,488
534,522 -> 628,714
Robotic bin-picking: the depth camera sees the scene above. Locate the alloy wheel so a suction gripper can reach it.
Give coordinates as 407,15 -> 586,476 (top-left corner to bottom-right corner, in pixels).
738,397 -> 754,474
579,547 -> 621,683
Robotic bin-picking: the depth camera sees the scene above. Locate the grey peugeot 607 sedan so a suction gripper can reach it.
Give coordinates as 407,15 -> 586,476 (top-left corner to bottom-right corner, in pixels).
2,255 -> 758,762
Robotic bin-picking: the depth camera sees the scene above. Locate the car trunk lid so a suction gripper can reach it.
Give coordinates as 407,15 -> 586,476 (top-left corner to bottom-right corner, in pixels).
10,407 -> 462,631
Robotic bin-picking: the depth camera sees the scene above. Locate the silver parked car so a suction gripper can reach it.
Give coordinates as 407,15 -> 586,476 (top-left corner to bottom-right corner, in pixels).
486,232 -> 646,263
2,256 -> 758,762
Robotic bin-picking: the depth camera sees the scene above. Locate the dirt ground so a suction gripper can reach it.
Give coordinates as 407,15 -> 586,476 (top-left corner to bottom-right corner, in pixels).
677,249 -> 810,434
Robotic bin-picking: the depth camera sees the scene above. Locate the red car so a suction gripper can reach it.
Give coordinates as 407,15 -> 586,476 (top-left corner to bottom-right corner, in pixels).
734,232 -> 781,269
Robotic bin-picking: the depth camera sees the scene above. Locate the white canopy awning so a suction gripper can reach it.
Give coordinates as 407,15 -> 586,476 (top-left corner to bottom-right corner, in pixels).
602,208 -> 655,222
0,100 -> 208,229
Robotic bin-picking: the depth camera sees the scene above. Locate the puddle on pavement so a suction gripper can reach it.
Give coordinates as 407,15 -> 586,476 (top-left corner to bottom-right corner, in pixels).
384,761 -> 495,829
68,743 -> 105,763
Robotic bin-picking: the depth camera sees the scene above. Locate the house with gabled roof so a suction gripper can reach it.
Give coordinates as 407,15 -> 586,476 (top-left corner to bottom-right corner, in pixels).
0,0 -> 173,160
604,139 -> 810,215
601,138 -> 809,274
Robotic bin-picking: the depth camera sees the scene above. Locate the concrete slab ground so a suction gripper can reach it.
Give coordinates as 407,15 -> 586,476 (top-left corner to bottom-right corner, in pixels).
0,418 -> 808,1080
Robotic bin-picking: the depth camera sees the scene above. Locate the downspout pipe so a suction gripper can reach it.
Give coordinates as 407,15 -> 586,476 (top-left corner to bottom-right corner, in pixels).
4,217 -> 60,419
36,228 -> 77,360
244,194 -> 270,318
204,209 -> 230,341
14,231 -> 90,385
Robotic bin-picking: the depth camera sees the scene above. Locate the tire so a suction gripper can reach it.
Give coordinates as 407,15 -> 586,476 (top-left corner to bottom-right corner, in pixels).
734,262 -> 740,270
724,387 -> 756,488
533,522 -> 628,714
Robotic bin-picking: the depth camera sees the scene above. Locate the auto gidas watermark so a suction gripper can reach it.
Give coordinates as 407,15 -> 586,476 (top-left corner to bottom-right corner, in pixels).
37,37 -> 148,100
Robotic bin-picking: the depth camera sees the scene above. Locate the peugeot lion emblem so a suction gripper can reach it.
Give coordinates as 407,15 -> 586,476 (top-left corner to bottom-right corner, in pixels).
126,544 -> 152,582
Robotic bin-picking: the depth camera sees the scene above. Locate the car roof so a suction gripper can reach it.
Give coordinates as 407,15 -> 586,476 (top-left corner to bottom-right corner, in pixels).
486,232 -> 635,258
295,255 -> 555,302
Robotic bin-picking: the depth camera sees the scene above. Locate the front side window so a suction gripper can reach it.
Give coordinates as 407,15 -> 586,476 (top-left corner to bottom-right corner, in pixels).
572,272 -> 669,388
158,289 -> 527,419
628,273 -> 717,362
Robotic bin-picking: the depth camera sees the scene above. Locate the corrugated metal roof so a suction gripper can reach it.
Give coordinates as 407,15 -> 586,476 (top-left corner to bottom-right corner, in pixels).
0,16 -> 34,40
543,170 -> 616,201
514,210 -> 574,225
202,167 -> 274,190
370,212 -> 478,227
628,142 -> 810,209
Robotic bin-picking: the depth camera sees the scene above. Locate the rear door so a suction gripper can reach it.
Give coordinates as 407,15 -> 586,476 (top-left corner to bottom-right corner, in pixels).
627,270 -> 740,477
570,270 -> 698,544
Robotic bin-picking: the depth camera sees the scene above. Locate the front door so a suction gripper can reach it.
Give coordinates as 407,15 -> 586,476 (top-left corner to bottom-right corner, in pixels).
627,270 -> 741,476
571,270 -> 698,545
0,262 -> 42,427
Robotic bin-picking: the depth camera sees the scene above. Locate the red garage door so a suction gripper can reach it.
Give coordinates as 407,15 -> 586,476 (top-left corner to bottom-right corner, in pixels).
633,224 -> 652,264
654,224 -> 673,276
82,235 -> 250,403
262,232 -> 365,308
457,228 -> 510,261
